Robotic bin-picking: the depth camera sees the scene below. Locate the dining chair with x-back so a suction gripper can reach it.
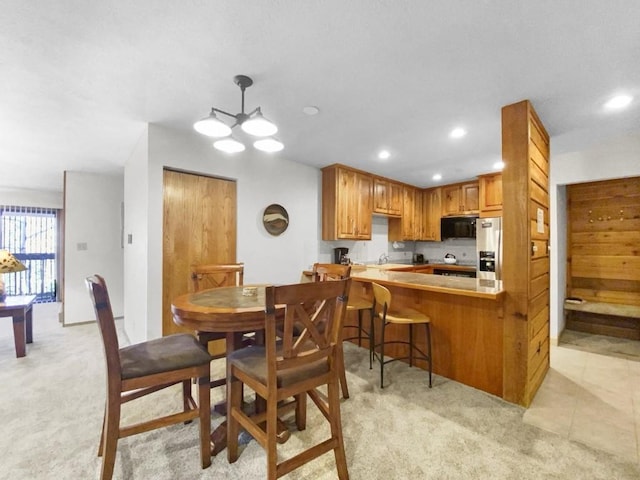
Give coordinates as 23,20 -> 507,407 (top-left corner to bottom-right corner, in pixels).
86,275 -> 212,480
227,279 -> 351,479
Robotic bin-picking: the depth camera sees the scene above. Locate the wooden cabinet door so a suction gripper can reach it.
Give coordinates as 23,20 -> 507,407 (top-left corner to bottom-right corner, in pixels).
322,165 -> 372,240
479,173 -> 503,217
413,189 -> 424,239
336,168 -> 356,238
442,185 -> 462,216
373,179 -> 402,217
462,182 -> 479,213
401,186 -> 416,239
387,182 -> 403,216
373,177 -> 389,214
442,182 -> 479,215
354,172 -> 372,239
424,187 -> 442,241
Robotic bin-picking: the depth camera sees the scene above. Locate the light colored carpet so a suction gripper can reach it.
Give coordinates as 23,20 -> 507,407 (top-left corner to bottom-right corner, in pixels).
1,303 -> 639,479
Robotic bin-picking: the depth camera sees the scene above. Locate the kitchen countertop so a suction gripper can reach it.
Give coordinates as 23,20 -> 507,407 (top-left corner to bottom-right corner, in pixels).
351,268 -> 503,300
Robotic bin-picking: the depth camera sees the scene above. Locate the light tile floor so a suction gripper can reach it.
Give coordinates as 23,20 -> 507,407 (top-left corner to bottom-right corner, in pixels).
524,331 -> 640,463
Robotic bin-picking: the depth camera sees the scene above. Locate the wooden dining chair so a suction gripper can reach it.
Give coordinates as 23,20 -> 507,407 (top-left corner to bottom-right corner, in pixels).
86,275 -> 212,480
191,263 -> 245,389
312,262 -> 374,399
227,279 -> 351,480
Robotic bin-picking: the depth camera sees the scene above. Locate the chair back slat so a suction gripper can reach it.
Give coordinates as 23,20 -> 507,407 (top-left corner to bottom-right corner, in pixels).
311,263 -> 351,282
191,263 -> 244,292
85,274 -> 121,378
265,280 -> 350,375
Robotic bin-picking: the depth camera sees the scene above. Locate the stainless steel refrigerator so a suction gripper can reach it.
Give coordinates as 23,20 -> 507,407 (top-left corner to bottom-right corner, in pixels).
476,217 -> 502,281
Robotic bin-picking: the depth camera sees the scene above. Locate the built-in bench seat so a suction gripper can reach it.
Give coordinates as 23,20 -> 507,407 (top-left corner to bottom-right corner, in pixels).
564,300 -> 640,340
564,300 -> 640,318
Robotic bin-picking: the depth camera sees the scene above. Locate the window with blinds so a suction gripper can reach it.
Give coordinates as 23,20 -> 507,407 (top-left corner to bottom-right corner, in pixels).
0,205 -> 58,302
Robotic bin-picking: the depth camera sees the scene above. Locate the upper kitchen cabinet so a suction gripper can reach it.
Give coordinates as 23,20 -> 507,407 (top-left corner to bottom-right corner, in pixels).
373,178 -> 403,216
478,173 -> 503,217
423,187 -> 442,241
322,165 -> 373,240
442,181 -> 479,216
388,185 -> 417,241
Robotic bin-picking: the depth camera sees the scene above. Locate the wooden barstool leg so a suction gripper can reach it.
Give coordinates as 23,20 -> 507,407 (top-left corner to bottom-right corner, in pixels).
426,323 -> 433,388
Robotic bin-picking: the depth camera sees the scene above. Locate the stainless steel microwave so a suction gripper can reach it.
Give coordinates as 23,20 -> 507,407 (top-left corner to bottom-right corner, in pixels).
440,216 -> 478,239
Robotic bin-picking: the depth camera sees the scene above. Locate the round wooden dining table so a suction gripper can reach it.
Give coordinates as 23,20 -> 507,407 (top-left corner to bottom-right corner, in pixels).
172,284 -> 269,334
171,284 -> 287,456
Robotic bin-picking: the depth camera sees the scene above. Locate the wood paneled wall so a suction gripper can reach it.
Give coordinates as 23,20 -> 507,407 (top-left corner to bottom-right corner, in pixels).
501,100 -> 551,407
567,177 -> 640,306
566,177 -> 640,338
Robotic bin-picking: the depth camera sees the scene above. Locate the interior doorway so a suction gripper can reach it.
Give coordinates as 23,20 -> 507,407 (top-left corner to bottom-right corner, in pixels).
162,169 -> 237,336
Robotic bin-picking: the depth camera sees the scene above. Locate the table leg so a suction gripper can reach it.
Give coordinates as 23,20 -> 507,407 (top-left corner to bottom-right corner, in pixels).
25,306 -> 33,344
12,312 -> 26,358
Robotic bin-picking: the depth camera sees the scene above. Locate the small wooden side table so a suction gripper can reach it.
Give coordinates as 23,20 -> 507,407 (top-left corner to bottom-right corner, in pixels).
0,295 -> 37,357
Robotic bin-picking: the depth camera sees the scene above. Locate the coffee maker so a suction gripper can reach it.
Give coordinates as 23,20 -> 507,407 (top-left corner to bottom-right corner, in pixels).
333,247 -> 349,264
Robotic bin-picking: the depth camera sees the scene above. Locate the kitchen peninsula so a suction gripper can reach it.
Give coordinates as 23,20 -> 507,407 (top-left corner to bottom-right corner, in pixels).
348,267 -> 505,397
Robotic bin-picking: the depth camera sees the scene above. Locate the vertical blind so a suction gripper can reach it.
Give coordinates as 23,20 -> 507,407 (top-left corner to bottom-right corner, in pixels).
0,205 -> 58,302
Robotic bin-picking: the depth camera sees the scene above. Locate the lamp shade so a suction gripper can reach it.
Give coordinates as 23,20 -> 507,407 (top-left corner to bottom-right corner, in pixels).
241,111 -> 278,137
213,137 -> 246,154
193,110 -> 233,137
253,137 -> 284,153
0,250 -> 26,273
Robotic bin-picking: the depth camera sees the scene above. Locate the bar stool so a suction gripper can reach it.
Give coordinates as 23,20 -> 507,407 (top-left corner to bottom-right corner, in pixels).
370,282 -> 432,388
345,295 -> 374,369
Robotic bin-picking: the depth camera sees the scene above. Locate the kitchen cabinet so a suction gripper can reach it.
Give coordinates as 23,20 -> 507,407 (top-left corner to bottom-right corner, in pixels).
423,187 -> 442,241
478,173 -> 503,217
413,189 -> 425,239
322,165 -> 373,240
373,178 -> 403,216
388,186 -> 417,240
442,182 -> 479,216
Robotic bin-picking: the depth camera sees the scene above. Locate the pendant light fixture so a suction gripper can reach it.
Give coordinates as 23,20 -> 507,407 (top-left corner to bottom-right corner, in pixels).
194,75 -> 284,153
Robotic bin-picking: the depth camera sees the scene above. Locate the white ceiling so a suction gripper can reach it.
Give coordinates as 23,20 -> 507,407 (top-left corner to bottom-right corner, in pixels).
2,1 -> 639,193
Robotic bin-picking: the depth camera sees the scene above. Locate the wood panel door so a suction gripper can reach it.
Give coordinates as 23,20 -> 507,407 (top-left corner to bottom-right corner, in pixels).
162,169 -> 237,336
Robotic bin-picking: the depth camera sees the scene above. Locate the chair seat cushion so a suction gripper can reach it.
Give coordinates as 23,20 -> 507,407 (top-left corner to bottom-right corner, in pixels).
228,344 -> 329,387
347,296 -> 373,311
119,334 -> 212,380
380,307 -> 431,325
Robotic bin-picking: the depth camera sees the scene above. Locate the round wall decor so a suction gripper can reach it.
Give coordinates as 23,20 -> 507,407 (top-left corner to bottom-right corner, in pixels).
262,204 -> 289,236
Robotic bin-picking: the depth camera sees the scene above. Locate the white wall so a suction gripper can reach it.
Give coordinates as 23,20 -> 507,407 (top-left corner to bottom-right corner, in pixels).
123,128 -> 149,342
0,188 -> 63,209
550,130 -> 640,341
123,124 -> 321,343
63,171 -> 124,324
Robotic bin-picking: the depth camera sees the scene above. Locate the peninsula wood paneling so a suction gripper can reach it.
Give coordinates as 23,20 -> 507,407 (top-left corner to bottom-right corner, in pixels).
502,99 -> 550,407
347,282 -> 504,396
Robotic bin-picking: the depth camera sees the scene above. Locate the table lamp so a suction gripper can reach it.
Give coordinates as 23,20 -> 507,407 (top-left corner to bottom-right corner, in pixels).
0,250 -> 27,302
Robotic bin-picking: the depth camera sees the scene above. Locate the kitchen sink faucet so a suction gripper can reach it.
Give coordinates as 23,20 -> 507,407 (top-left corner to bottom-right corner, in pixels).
378,253 -> 389,265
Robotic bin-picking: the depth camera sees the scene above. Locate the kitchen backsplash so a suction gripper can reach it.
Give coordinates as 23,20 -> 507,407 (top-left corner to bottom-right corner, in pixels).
320,216 -> 477,266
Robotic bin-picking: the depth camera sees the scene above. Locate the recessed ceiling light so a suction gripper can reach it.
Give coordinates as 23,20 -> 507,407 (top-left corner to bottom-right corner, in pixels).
493,161 -> 505,170
432,173 -> 442,181
378,150 -> 391,160
302,105 -> 320,115
450,127 -> 467,139
604,95 -> 633,110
